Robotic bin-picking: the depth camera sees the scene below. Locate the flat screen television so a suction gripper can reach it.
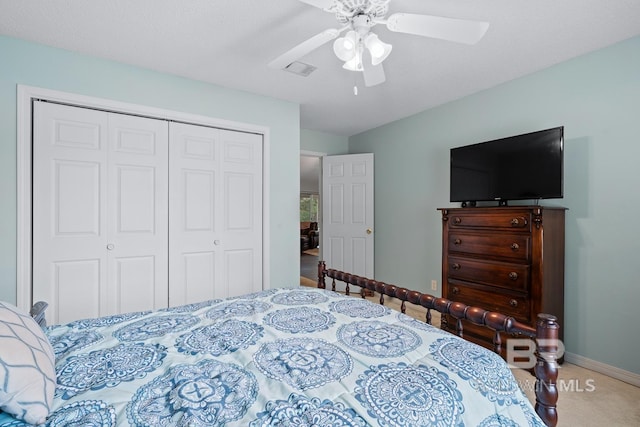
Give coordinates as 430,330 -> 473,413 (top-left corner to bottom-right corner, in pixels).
450,126 -> 564,205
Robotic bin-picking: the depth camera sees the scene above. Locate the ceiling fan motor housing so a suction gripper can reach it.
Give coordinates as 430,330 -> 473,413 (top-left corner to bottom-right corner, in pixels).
334,0 -> 390,25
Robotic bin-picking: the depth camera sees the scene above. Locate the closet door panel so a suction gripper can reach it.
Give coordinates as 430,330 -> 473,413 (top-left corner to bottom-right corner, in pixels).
220,130 -> 263,297
224,249 -> 254,297
114,255 -> 157,314
54,259 -> 102,323
55,161 -> 101,235
184,170 -> 215,231
182,251 -> 216,303
225,172 -> 254,230
169,122 -> 221,305
107,113 -> 169,313
33,102 -> 109,324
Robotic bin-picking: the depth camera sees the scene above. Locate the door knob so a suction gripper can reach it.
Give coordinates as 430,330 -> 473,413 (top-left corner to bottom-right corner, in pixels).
366,228 -> 373,234
106,243 -> 115,250
214,240 -> 220,245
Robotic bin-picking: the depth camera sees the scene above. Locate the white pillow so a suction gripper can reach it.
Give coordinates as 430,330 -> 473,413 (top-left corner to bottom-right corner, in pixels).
0,301 -> 56,425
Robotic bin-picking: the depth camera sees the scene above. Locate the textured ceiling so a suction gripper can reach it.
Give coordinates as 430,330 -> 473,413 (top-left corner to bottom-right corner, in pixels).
1,0 -> 640,136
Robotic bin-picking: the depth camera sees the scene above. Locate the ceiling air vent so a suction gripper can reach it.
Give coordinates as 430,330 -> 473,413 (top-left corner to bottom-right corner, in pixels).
283,61 -> 317,77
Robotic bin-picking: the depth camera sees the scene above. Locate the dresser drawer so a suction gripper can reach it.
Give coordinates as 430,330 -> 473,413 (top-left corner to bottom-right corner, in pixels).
448,211 -> 531,231
448,233 -> 531,262
447,256 -> 530,291
446,281 -> 530,320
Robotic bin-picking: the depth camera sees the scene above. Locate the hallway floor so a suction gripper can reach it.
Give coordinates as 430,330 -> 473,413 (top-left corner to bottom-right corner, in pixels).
300,251 -> 318,281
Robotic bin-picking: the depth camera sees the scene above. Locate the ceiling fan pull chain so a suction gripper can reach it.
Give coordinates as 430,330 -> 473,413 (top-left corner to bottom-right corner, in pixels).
353,69 -> 359,95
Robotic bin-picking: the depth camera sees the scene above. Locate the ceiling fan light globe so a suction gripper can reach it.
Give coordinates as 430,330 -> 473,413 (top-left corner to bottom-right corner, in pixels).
364,33 -> 392,65
333,37 -> 356,61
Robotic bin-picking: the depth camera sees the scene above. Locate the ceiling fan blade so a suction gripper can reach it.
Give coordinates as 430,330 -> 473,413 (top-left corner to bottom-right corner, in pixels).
386,13 -> 489,45
268,28 -> 340,70
297,0 -> 334,10
362,61 -> 386,87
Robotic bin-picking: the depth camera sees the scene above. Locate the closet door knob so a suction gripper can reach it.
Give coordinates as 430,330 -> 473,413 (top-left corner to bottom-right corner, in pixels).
106,243 -> 115,251
214,240 -> 220,246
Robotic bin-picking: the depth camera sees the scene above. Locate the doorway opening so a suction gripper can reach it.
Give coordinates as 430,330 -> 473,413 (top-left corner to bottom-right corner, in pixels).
300,153 -> 322,283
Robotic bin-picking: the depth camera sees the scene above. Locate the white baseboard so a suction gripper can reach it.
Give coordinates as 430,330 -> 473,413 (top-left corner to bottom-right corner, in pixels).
564,352 -> 640,387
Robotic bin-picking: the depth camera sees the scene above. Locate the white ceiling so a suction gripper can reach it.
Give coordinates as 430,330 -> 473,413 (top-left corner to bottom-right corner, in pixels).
2,0 -> 640,136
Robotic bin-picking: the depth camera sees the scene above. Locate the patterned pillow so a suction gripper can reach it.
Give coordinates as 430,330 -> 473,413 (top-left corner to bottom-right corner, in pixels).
0,301 -> 56,425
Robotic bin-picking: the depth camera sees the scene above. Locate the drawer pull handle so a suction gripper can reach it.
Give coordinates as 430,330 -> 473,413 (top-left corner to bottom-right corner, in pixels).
452,263 -> 461,270
508,272 -> 518,281
509,299 -> 518,307
452,287 -> 460,295
454,238 -> 462,245
510,217 -> 528,227
511,243 -> 519,251
454,217 -> 462,224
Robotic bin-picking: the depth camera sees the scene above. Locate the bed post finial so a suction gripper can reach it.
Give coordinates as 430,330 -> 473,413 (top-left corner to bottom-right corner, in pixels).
317,260 -> 327,289
534,313 -> 560,427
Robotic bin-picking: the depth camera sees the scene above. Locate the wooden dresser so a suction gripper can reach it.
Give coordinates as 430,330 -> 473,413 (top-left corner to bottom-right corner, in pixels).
439,206 -> 565,349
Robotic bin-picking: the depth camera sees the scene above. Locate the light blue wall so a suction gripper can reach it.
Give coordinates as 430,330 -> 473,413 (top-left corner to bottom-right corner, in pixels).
0,35 -> 301,304
301,128 -> 349,154
349,36 -> 640,374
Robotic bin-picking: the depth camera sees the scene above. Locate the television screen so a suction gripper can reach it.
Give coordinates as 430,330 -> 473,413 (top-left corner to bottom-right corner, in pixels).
450,127 -> 564,203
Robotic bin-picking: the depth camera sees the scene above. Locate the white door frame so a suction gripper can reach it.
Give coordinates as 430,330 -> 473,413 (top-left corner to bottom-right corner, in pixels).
16,85 -> 271,312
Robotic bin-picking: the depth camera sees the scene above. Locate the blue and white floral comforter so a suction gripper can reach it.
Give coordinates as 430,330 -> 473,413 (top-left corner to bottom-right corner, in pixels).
0,288 -> 545,426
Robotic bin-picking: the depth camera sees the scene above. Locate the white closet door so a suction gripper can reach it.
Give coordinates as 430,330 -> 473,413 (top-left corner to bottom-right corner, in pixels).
33,102 -> 169,324
33,102 -> 109,324
107,113 -> 169,315
169,123 -> 262,305
169,122 -> 220,305
219,128 -> 263,298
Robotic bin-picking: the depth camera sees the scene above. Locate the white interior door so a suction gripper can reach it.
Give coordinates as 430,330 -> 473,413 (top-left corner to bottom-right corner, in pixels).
33,102 -> 169,324
321,153 -> 374,282
169,123 -> 262,305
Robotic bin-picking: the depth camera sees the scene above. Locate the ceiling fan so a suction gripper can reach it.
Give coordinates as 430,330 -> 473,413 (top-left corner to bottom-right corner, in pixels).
268,0 -> 489,87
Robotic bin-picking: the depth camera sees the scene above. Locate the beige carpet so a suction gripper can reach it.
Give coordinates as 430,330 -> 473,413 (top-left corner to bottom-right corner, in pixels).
300,276 -> 317,287
300,277 -> 640,426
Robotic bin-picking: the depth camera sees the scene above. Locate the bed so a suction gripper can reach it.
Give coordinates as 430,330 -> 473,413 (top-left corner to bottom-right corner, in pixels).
0,262 -> 559,427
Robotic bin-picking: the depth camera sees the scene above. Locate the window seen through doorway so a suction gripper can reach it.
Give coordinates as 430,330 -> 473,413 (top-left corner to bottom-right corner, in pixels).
300,194 -> 319,222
